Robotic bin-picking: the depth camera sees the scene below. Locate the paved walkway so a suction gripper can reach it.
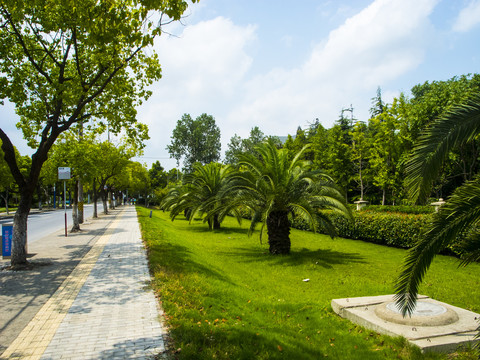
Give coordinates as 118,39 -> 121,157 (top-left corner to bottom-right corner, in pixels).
1,206 -> 166,359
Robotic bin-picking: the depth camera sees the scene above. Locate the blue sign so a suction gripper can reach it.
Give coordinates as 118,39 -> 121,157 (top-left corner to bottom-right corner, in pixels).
2,224 -> 13,257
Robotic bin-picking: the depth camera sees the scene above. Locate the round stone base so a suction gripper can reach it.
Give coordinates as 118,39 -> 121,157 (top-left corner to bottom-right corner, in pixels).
375,301 -> 459,326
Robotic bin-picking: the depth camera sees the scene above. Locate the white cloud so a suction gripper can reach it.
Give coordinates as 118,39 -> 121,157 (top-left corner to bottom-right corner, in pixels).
137,16 -> 256,168
155,16 -> 256,98
138,0 -> 440,169
452,0 -> 480,32
226,0 -> 438,138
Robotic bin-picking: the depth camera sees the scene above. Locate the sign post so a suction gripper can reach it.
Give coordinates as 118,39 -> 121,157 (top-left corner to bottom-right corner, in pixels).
2,223 -> 13,259
58,167 -> 71,237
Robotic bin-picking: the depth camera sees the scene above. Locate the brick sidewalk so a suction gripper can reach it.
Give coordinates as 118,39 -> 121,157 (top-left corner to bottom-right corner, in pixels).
1,206 -> 166,360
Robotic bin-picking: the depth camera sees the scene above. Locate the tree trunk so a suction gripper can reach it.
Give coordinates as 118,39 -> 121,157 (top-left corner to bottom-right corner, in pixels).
359,159 -> 364,201
102,191 -> 108,215
382,188 -> 386,206
93,179 -> 98,218
266,211 -> 291,255
11,191 -> 32,266
213,214 -> 221,230
108,191 -> 113,210
78,177 -> 84,223
71,180 -> 80,232
37,183 -> 42,210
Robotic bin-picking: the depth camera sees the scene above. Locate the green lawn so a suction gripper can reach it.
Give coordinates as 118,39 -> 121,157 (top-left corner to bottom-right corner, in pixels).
137,207 -> 480,360
0,207 -> 16,213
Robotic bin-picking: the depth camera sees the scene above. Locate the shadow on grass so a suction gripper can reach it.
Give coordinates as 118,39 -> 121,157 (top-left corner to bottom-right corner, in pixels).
180,222 -> 248,235
166,315 -> 394,360
219,247 -> 366,268
148,241 -> 235,286
168,324 -> 325,359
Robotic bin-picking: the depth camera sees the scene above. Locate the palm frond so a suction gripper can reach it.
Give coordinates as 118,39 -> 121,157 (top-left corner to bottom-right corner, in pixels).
405,93 -> 480,202
315,211 -> 338,239
395,179 -> 480,315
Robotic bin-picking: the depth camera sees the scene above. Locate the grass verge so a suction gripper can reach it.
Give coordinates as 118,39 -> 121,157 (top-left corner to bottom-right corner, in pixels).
137,206 -> 480,360
0,207 -> 16,214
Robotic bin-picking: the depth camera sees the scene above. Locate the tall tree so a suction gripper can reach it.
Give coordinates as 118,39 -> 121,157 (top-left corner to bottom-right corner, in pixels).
401,74 -> 480,200
167,113 -> 221,172
324,124 -> 354,200
368,107 -> 405,205
369,86 -> 385,117
122,161 -> 151,206
243,126 -> 266,154
0,0 -> 196,266
310,122 -> 329,171
100,142 -> 132,213
350,121 -> 371,201
284,127 -> 313,161
224,134 -> 243,165
46,135 -> 96,231
148,161 -> 167,189
224,126 -> 267,165
407,74 -> 480,142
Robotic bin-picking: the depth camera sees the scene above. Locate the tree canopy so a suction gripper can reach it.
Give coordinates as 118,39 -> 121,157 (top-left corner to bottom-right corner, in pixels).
0,0 -> 198,266
167,113 -> 221,172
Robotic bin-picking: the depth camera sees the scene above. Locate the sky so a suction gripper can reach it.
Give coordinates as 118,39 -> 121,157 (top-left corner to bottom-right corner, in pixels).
3,0 -> 480,170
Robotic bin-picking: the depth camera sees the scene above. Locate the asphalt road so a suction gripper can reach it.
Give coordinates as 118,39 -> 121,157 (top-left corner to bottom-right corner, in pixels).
0,203 -> 105,244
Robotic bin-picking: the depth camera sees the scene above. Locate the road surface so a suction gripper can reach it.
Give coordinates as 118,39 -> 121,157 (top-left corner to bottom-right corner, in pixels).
0,203 -> 105,243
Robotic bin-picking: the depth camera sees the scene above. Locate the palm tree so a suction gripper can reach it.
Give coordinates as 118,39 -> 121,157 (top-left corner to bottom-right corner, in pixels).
161,162 -> 235,230
222,139 -> 352,255
395,94 -> 480,326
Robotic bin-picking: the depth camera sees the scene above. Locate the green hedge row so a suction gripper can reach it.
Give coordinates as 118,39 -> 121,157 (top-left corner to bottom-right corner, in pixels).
291,211 -> 431,249
360,205 -> 434,215
326,211 -> 430,249
292,211 -> 469,258
236,207 -> 465,257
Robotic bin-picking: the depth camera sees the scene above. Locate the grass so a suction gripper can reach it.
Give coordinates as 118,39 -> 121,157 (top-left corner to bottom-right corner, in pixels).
137,207 -> 480,360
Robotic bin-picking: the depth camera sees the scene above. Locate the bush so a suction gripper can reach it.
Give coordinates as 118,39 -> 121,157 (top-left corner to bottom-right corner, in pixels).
326,211 -> 431,248
361,205 -> 434,215
291,210 -> 430,249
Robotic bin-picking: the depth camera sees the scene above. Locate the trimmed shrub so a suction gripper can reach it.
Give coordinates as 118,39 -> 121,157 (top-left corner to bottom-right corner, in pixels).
326,211 -> 431,249
291,210 -> 431,249
235,207 -> 468,258
361,205 -> 434,215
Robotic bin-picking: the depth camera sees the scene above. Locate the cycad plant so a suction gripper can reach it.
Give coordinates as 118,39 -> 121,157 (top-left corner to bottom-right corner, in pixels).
395,94 -> 480,330
161,162 -> 235,230
223,139 -> 351,255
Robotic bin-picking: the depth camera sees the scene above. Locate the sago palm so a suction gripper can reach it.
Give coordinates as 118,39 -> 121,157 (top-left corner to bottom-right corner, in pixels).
161,162 -> 235,230
395,94 -> 480,330
224,139 -> 351,255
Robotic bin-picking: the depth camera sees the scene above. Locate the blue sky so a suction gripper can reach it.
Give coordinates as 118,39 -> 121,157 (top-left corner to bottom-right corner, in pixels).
133,0 -> 480,169
3,0 -> 480,170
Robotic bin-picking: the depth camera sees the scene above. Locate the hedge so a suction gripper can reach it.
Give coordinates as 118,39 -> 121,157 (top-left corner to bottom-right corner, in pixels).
291,210 -> 472,258
321,211 -> 431,249
235,207 -> 467,257
361,205 -> 434,215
